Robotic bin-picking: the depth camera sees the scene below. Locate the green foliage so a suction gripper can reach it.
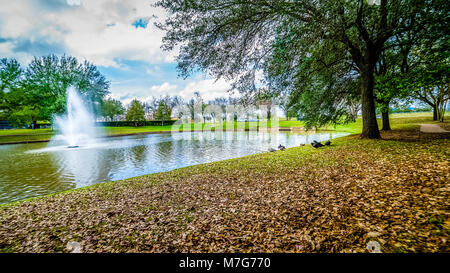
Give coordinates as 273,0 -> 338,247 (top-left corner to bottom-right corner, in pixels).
101,98 -> 124,121
157,0 -> 446,138
155,100 -> 172,121
24,55 -> 110,121
0,58 -> 22,93
0,55 -> 110,127
0,58 -> 25,121
7,106 -> 40,128
294,74 -> 360,129
397,44 -> 449,121
373,0 -> 449,122
125,99 -> 146,126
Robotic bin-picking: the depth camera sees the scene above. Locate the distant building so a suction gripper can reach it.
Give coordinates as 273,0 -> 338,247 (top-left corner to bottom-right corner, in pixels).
144,112 -> 154,121
116,114 -> 126,121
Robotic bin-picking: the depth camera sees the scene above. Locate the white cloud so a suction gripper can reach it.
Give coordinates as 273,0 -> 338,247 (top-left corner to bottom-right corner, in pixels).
143,78 -> 235,103
0,0 -> 172,67
59,0 -> 170,67
108,78 -> 235,106
179,78 -> 235,101
107,81 -> 176,106
0,1 -> 36,39
66,0 -> 81,6
0,0 -> 240,104
149,82 -> 178,95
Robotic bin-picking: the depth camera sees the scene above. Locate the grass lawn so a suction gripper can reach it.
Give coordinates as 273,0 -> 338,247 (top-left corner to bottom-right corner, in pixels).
0,128 -> 53,135
0,128 -> 53,143
0,113 -> 448,253
103,125 -> 175,135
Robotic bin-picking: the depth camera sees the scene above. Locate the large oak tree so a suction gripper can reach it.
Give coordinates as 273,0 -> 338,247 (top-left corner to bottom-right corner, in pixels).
156,0 -> 438,138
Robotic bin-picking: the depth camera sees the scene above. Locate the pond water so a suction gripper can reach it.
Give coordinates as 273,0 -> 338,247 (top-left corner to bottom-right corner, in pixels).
0,131 -> 349,204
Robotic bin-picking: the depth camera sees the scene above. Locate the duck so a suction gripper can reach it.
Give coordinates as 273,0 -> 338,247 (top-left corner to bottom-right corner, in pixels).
311,141 -> 324,148
325,140 -> 331,146
278,144 -> 286,151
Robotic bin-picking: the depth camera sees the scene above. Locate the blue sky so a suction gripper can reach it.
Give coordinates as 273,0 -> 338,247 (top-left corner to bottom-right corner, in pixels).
0,0 -> 233,105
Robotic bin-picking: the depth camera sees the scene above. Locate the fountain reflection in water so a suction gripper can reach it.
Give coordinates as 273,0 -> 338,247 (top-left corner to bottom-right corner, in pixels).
53,87 -> 99,148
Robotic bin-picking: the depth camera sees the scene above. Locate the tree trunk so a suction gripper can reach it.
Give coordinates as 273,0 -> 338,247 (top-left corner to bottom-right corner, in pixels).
381,110 -> 391,131
438,101 -> 446,122
360,68 -> 381,139
381,101 -> 391,131
433,105 -> 438,121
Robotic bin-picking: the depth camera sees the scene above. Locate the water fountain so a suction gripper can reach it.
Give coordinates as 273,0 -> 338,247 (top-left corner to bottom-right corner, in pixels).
53,87 -> 98,148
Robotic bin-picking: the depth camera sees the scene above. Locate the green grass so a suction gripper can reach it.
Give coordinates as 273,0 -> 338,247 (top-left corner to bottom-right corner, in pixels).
324,112 -> 438,133
0,128 -> 55,144
0,133 -> 53,143
102,125 -> 175,135
278,119 -> 305,127
0,128 -> 52,135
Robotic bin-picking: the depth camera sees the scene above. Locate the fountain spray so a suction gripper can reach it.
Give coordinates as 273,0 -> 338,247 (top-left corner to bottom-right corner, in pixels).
54,87 -> 98,148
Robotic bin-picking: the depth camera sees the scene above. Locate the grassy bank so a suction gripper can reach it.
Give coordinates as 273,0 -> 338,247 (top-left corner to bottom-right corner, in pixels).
0,113 -> 448,253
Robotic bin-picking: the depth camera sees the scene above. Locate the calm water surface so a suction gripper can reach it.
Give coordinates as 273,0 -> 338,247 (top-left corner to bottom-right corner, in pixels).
0,131 -> 349,203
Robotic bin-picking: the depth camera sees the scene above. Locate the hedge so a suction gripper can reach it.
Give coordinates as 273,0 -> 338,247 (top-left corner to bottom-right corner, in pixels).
95,120 -> 178,127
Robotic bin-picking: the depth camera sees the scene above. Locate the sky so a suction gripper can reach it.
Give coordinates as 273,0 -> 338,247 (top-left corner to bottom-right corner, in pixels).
0,0 -> 235,105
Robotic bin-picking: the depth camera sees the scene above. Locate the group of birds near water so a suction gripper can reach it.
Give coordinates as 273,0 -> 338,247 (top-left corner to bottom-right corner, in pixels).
268,140 -> 331,152
311,140 -> 331,148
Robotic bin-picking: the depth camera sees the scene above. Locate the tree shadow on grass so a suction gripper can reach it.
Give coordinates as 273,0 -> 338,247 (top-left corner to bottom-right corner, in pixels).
348,129 -> 450,142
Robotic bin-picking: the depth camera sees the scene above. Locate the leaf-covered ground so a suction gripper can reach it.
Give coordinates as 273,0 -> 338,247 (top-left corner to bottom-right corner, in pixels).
0,131 -> 449,253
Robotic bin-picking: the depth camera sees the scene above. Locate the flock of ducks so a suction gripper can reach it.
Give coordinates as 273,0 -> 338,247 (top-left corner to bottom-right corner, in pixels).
268,140 -> 331,152
311,140 -> 331,148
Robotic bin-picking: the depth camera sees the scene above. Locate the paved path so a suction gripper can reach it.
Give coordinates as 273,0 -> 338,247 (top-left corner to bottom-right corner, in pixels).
420,124 -> 449,133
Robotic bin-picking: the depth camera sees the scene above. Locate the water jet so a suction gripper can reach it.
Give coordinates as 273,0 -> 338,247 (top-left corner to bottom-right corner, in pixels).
53,87 -> 98,148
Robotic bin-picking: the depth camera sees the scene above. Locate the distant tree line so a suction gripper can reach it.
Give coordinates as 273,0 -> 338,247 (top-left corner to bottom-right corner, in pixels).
119,90 -> 293,127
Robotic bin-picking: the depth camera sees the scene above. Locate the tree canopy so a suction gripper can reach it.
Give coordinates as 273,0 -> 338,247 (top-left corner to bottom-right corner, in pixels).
155,100 -> 172,123
156,0 -> 448,138
101,98 -> 125,121
24,55 -> 109,120
0,55 -> 110,127
126,99 -> 146,126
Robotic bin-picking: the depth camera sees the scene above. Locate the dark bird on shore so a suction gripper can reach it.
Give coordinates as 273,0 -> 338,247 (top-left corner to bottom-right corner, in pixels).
268,148 -> 277,152
325,140 -> 331,146
311,141 -> 324,148
278,144 -> 286,151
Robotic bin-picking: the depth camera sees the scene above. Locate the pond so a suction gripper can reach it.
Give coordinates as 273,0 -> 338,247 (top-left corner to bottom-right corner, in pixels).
0,131 -> 349,204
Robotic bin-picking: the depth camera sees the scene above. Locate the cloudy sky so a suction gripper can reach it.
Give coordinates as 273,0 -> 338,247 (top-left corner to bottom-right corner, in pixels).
0,0 -> 234,105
